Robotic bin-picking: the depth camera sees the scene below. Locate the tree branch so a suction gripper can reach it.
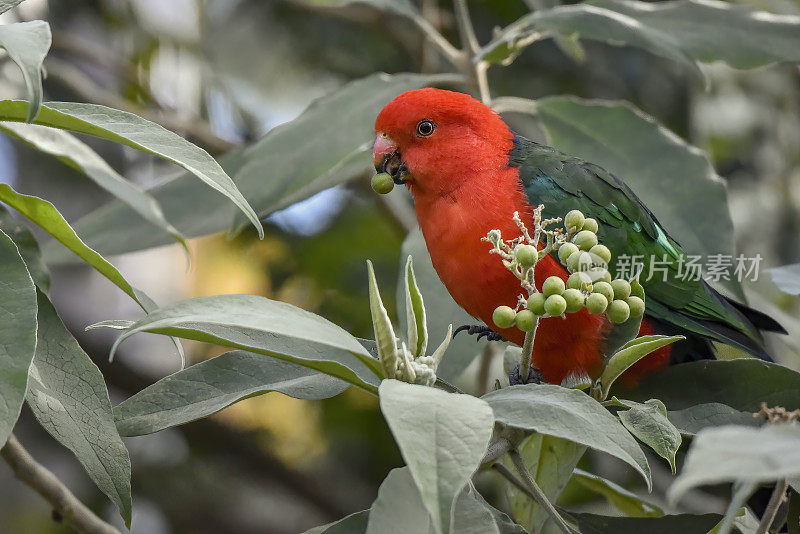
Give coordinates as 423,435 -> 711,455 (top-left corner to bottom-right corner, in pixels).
452,0 -> 491,105
756,479 -> 788,534
507,449 -> 576,534
1,434 -> 122,534
409,13 -> 462,67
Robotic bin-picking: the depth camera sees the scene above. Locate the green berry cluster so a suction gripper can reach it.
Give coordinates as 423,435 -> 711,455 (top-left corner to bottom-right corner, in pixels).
490,208 -> 646,330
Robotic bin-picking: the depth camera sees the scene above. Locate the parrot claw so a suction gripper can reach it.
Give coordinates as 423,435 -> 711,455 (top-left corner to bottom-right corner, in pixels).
453,324 -> 507,343
509,365 -> 544,385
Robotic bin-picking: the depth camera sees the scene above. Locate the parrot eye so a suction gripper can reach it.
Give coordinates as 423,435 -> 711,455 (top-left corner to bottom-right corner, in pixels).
415,119 -> 436,137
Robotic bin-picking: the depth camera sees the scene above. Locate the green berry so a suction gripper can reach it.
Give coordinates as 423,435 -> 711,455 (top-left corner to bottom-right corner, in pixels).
566,250 -> 584,272
610,279 -> 631,300
542,276 -> 566,297
582,218 -> 599,233
567,271 -> 592,290
563,288 -> 585,313
588,244 -> 612,264
515,244 -> 538,267
585,293 -> 608,314
544,294 -> 567,317
515,309 -> 537,331
371,172 -> 394,194
592,281 -> 614,302
627,296 -> 645,317
526,293 -> 546,315
631,279 -> 645,299
558,242 -> 579,263
493,306 -> 516,329
564,209 -> 585,230
607,299 -> 631,324
573,230 -> 598,251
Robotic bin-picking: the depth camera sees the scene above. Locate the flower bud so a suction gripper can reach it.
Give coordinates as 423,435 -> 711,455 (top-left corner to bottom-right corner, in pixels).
526,293 -> 546,315
586,293 -> 608,314
542,276 -> 566,297
493,306 -> 517,328
371,173 -> 395,194
610,279 -> 631,300
563,288 -> 585,313
515,309 -> 537,331
607,299 -> 631,324
544,294 -> 567,317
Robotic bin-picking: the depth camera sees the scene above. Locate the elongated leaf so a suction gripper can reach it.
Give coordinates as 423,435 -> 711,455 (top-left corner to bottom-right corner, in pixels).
533,96 -> 741,296
589,0 -> 800,69
668,424 -> 800,504
0,183 -> 154,311
114,350 -> 348,436
367,260 -> 397,378
378,380 -> 494,534
0,228 -> 37,446
625,359 -> 800,411
453,484 -> 528,534
0,21 -> 50,122
572,469 -> 663,518
0,206 -> 49,290
399,230 -> 477,382
26,292 -> 132,525
405,256 -> 427,358
60,73 -> 459,258
619,399 -> 681,473
0,122 -> 186,249
102,294 -> 381,394
483,384 -> 651,487
666,403 -> 757,436
600,335 -> 684,399
566,511 -> 722,534
0,99 -> 262,237
304,511 -> 370,534
366,467 -> 436,534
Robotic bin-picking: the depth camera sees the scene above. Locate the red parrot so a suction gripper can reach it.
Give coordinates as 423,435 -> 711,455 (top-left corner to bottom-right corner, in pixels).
372,88 -> 785,385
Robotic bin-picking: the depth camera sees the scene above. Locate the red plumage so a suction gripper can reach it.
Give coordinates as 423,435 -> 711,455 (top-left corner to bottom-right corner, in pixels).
374,88 -> 669,384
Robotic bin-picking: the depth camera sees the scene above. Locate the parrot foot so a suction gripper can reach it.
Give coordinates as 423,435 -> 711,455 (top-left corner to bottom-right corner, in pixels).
452,324 -> 507,343
509,365 -> 544,386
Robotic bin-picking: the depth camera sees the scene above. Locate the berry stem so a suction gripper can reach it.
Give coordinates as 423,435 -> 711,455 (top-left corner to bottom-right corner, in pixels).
519,320 -> 537,382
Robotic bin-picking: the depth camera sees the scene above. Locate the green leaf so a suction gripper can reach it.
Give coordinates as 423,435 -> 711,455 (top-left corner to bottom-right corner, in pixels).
478,4 -> 703,82
59,73 -> 459,258
366,467 -> 436,534
618,399 -> 682,473
588,0 -> 800,69
304,511 -> 370,534
453,483 -> 528,534
0,228 -> 37,446
482,384 -> 651,488
0,122 -> 187,250
0,21 -> 50,122
768,263 -> 800,296
534,96 -> 741,296
0,99 -> 262,238
101,294 -> 381,394
114,350 -> 348,436
399,230 -> 477,382
405,256 -> 428,358
565,511 -> 722,534
0,183 -> 154,312
712,481 -> 758,534
599,335 -> 684,400
0,206 -> 49,290
623,359 -> 800,412
0,1 -> 24,14
572,469 -> 663,518
367,260 -> 397,378
668,424 -> 800,504
26,292 -> 132,525
666,403 -> 757,436
378,380 -> 494,534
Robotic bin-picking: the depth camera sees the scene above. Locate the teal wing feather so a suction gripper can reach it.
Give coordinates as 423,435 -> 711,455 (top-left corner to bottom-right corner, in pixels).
509,136 -> 768,356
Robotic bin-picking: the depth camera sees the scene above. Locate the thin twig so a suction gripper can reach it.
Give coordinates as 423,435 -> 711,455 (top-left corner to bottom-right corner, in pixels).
480,437 -> 512,467
452,0 -> 491,104
1,434 -> 122,534
409,13 -> 462,67
756,479 -> 788,534
508,449 -> 576,534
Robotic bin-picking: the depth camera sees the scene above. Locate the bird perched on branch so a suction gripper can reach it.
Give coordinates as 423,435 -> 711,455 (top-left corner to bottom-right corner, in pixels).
373,88 -> 785,385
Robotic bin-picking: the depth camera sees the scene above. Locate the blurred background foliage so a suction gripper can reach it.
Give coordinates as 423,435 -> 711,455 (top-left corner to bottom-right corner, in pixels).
0,0 -> 798,532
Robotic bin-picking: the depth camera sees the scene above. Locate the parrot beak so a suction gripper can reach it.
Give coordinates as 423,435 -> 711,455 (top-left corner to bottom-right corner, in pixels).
373,133 -> 409,184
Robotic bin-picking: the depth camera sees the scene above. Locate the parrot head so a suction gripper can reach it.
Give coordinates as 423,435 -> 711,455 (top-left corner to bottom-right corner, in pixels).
373,88 -> 514,196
